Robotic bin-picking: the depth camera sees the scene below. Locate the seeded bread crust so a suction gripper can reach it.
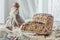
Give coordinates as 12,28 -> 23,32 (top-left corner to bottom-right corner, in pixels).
33,13 -> 53,31
33,13 -> 53,24
21,22 -> 52,35
20,13 -> 53,35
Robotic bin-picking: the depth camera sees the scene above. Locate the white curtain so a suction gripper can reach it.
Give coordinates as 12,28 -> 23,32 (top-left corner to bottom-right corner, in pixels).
52,0 -> 60,21
18,0 -> 49,20
19,0 -> 60,21
48,0 -> 60,21
0,0 -> 5,23
18,0 -> 38,20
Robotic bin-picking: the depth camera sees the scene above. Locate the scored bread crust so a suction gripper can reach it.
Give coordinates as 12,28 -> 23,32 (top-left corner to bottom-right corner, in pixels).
33,13 -> 53,34
33,13 -> 53,24
20,21 -> 52,35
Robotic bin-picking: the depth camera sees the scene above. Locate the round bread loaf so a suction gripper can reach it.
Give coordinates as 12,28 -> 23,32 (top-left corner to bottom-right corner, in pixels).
32,13 -> 53,35
20,21 -> 52,35
33,13 -> 53,25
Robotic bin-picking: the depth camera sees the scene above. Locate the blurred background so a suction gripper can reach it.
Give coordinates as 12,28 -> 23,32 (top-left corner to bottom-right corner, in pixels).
0,0 -> 60,23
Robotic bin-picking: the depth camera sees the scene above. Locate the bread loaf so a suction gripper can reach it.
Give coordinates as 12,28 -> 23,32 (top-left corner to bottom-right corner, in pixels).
21,21 -> 52,35
33,14 -> 53,31
21,13 -> 53,35
33,13 -> 53,26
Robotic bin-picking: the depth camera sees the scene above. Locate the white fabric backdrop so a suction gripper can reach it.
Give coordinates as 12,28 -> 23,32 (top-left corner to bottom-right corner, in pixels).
19,0 -> 60,21
0,0 -> 5,23
48,0 -> 60,21
18,0 -> 38,20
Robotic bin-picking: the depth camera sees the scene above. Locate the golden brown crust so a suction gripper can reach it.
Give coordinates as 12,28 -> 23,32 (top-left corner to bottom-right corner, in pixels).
21,21 -> 52,35
33,13 -> 53,28
33,13 -> 53,23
